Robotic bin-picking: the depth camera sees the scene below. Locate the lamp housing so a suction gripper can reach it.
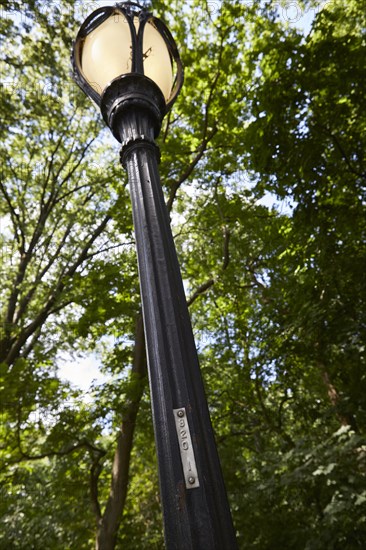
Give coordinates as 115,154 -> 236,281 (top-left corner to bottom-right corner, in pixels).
71,2 -> 183,140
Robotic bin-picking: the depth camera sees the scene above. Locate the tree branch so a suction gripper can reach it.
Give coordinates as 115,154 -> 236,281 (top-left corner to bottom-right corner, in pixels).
166,125 -> 218,212
0,179 -> 24,250
90,450 -> 105,523
96,313 -> 147,549
187,189 -> 232,307
317,124 -> 366,179
166,37 -> 225,212
187,279 -> 215,307
5,214 -> 111,366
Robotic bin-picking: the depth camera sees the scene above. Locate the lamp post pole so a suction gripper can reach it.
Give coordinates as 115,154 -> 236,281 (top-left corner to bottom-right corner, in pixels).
113,77 -> 237,549
72,4 -> 237,549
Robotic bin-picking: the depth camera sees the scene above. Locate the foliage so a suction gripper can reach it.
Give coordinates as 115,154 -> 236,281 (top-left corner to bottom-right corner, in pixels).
0,0 -> 365,548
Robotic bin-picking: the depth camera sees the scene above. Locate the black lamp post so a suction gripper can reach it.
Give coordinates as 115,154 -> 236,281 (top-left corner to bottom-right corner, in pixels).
72,3 -> 237,549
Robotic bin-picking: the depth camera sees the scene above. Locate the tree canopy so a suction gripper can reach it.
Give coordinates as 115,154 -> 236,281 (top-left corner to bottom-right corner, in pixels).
1,1 -> 365,548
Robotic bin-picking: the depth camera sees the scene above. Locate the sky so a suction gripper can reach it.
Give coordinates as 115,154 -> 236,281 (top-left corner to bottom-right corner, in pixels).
58,352 -> 108,391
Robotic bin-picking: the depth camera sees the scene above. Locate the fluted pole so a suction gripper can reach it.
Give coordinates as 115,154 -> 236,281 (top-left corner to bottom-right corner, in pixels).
115,89 -> 237,549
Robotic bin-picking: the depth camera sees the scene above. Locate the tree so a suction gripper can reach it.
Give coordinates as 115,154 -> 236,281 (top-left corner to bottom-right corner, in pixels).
1,2 -> 142,547
1,0 -> 365,548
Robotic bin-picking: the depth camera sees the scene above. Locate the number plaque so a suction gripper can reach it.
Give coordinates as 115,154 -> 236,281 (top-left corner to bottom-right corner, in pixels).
173,408 -> 200,489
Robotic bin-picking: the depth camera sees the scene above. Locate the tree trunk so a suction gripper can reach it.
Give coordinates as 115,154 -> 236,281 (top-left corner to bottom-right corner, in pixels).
321,368 -> 358,431
95,314 -> 147,550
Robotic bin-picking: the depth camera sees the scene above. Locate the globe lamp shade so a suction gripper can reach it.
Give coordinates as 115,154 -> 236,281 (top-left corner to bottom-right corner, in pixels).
71,2 -> 183,117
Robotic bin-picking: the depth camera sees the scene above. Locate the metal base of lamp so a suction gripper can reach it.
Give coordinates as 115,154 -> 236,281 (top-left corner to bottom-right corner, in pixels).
100,73 -> 167,143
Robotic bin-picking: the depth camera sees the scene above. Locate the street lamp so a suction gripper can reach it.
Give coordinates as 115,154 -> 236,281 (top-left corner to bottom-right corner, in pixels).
72,3 -> 237,549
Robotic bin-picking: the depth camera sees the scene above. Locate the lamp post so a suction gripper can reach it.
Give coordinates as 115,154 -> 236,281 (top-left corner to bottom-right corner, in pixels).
72,3 -> 237,549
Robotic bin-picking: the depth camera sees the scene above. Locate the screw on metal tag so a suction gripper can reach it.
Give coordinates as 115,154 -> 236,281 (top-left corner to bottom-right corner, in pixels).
173,408 -> 200,489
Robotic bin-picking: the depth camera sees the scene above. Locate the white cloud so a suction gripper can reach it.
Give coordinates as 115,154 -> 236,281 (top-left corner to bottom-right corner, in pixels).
58,352 -> 107,391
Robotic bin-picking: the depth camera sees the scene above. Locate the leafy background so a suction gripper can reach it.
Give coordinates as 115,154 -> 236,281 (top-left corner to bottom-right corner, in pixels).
1,0 -> 365,548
